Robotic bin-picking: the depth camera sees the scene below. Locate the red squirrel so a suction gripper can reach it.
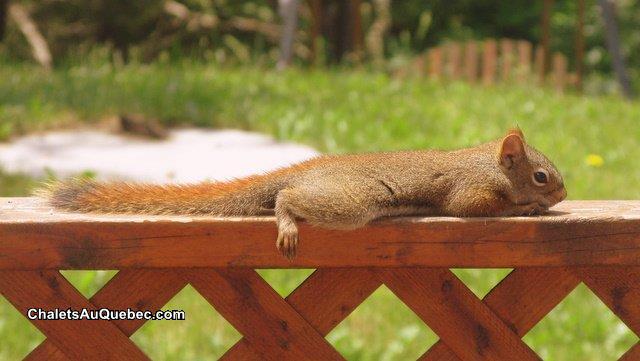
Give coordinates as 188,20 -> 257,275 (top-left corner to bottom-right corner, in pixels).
41,128 -> 567,259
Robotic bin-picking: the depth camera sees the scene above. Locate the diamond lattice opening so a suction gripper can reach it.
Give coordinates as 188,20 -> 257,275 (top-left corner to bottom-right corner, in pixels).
131,284 -> 241,359
326,285 -> 438,360
0,295 -> 46,360
60,270 -> 118,298
523,283 -> 639,360
451,268 -> 512,298
256,269 -> 316,297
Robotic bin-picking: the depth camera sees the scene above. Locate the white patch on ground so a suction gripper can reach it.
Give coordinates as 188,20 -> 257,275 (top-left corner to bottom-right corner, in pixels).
0,129 -> 319,182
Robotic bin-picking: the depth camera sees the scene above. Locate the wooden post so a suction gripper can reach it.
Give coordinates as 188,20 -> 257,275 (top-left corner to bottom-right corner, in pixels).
428,47 -> 443,80
500,39 -> 514,82
482,39 -> 497,86
464,41 -> 479,83
553,52 -> 567,92
517,40 -> 532,84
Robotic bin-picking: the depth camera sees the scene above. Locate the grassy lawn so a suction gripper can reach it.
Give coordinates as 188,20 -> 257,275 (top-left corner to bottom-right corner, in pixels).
1,63 -> 639,360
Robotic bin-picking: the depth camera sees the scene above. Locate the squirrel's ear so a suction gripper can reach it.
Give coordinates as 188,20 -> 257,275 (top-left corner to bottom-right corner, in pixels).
506,127 -> 525,141
499,133 -> 525,168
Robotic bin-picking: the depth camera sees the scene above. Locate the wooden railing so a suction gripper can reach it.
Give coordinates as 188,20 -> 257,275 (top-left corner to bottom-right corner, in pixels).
405,39 -> 574,92
1,198 -> 640,360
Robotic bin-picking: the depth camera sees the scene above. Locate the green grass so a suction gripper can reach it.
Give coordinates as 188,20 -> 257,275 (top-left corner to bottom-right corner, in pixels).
1,63 -> 639,360
0,169 -> 37,196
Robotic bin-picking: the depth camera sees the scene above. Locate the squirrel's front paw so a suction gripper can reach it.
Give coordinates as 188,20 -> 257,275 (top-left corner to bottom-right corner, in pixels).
276,227 -> 299,260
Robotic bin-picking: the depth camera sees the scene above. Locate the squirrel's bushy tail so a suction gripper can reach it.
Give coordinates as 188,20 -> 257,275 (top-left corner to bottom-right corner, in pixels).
38,174 -> 287,216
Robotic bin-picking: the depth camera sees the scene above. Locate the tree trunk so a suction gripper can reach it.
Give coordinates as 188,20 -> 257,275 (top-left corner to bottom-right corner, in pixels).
598,0 -> 634,99
366,0 -> 390,69
575,0 -> 585,91
8,3 -> 52,69
0,0 -> 8,41
539,0 -> 554,82
277,0 -> 299,70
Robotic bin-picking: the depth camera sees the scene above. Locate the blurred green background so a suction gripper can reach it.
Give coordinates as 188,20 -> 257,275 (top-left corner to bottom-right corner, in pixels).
1,0 -> 639,360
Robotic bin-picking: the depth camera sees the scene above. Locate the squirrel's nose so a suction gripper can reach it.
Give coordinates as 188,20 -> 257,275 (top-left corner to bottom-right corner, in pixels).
553,187 -> 567,202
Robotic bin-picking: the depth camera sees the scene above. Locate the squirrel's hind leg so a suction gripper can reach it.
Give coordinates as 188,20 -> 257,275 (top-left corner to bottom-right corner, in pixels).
274,186 -> 379,259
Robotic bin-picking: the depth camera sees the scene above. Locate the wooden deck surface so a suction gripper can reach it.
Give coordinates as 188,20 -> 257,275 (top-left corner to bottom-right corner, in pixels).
1,198 -> 639,269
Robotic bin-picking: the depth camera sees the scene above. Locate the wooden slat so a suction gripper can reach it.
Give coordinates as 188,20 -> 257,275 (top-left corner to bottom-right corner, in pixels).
578,267 -> 640,334
379,268 -> 540,361
26,269 -> 187,360
222,268 -> 381,360
446,42 -> 462,79
500,39 -> 514,81
420,268 -> 579,360
412,55 -> 426,78
428,47 -> 443,79
186,268 -> 344,360
482,39 -> 497,85
482,268 -> 579,334
464,41 -> 478,82
534,46 -> 545,85
517,40 -> 532,83
553,52 -> 568,92
620,343 -> 640,361
0,270 -> 148,360
1,199 -> 640,269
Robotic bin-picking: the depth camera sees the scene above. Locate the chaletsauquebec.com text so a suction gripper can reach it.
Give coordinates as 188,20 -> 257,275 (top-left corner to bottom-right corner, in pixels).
27,308 -> 186,321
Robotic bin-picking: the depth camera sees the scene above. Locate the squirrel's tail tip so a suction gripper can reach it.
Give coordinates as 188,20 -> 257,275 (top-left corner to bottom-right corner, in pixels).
32,180 -> 56,199
33,178 -> 98,209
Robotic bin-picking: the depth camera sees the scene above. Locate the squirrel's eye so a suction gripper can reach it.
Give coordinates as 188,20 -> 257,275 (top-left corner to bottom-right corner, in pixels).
532,168 -> 549,186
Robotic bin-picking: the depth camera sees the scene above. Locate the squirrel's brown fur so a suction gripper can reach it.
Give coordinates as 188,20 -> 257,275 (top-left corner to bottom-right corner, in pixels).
40,129 -> 566,259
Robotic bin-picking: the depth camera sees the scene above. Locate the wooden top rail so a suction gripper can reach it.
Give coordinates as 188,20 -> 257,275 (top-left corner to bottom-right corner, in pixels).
2,198 -> 639,269
3,198 -> 640,360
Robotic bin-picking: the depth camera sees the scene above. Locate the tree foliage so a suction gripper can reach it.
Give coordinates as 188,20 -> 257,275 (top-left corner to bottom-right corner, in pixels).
0,0 -> 638,82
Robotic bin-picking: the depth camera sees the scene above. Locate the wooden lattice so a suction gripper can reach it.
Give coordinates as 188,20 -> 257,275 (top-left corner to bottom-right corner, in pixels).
1,198 -> 639,360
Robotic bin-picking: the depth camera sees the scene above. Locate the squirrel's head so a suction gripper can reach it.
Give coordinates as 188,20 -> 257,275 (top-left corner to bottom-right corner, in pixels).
497,128 -> 566,210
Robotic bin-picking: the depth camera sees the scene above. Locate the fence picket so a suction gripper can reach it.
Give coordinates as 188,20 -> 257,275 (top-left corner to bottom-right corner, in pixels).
464,41 -> 478,82
482,39 -> 497,86
500,39 -> 514,81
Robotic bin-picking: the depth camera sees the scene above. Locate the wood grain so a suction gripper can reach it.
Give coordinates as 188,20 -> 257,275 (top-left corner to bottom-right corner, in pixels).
221,268 -> 381,359
0,270 -> 148,360
185,268 -> 344,360
25,269 -> 188,360
620,343 -> 640,361
1,199 -> 639,269
379,268 -> 540,361
3,197 -> 639,359
578,266 -> 640,334
419,268 -> 579,361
